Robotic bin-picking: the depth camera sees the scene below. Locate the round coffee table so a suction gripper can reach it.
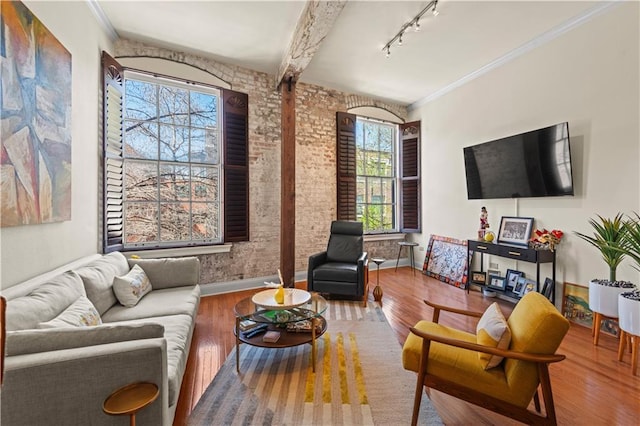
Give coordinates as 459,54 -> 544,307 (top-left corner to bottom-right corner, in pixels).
234,290 -> 328,373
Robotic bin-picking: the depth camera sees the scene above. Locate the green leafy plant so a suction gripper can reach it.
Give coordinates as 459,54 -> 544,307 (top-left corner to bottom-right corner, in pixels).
574,213 -> 627,282
620,213 -> 640,272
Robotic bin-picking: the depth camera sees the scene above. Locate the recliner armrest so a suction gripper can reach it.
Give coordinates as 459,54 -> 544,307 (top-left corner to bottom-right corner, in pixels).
308,251 -> 328,269
307,251 -> 328,291
357,251 -> 368,267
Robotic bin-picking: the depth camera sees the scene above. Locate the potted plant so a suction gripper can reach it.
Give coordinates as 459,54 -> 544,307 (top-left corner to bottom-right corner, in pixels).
574,214 -> 634,327
617,214 -> 640,373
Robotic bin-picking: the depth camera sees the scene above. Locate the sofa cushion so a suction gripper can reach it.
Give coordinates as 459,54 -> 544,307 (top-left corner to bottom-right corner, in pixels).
101,286 -> 200,323
113,264 -> 153,307
121,314 -> 194,406
476,302 -> 511,369
127,257 -> 200,290
6,322 -> 164,356
5,271 -> 86,331
75,251 -> 129,316
38,296 -> 102,328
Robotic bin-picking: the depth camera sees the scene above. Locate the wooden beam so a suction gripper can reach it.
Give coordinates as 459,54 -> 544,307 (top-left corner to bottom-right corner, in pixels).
280,78 -> 296,287
275,0 -> 347,88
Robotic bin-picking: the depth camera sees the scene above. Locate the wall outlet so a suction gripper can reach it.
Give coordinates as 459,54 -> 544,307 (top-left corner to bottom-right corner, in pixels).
489,262 -> 499,269
418,246 -> 424,251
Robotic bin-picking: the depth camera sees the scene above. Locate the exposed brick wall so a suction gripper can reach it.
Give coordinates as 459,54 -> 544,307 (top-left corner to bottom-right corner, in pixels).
114,39 -> 408,285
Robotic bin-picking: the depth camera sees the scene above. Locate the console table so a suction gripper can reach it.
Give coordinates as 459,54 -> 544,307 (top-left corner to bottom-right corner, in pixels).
467,240 -> 556,303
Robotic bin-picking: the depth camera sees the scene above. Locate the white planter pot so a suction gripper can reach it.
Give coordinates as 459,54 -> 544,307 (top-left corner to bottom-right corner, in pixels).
588,280 -> 628,318
619,293 -> 640,335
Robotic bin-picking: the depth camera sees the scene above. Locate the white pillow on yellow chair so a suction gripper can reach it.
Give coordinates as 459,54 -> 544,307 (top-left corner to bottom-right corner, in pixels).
476,302 -> 511,369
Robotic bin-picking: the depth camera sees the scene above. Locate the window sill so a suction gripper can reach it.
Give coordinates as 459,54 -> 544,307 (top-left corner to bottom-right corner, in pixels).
364,233 -> 406,242
124,244 -> 232,258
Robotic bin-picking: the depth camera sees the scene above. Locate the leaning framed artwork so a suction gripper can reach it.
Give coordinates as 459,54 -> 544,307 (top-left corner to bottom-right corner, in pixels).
1,1 -> 72,227
497,216 -> 534,247
562,283 -> 593,329
423,235 -> 468,289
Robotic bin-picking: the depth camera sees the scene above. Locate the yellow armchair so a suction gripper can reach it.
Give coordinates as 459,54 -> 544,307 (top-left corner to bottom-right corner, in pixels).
402,292 -> 570,425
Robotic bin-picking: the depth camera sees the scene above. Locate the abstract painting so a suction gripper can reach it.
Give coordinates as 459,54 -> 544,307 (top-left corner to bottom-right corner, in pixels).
423,235 -> 468,289
1,1 -> 72,227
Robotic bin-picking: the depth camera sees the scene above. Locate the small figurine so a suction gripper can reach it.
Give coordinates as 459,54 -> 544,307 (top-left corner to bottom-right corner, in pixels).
478,206 -> 490,239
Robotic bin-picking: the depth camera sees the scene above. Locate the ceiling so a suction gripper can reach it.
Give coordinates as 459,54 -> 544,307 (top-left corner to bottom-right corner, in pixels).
94,1 -> 604,107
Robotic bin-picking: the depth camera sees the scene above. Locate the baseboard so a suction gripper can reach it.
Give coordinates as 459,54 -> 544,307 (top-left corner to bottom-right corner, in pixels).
200,258 -> 414,296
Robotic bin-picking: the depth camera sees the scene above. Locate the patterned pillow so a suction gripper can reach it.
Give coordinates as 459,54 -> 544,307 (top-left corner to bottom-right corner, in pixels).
476,302 -> 511,369
113,264 -> 152,307
38,296 -> 102,328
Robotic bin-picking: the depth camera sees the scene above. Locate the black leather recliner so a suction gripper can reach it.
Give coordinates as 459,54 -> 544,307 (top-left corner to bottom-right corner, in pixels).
307,221 -> 368,306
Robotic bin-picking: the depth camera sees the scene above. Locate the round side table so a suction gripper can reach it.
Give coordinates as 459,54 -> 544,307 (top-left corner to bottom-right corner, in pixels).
395,241 -> 419,275
103,382 -> 159,426
372,258 -> 385,302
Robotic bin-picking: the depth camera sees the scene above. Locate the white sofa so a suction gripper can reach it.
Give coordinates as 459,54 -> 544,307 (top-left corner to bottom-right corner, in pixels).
1,252 -> 201,425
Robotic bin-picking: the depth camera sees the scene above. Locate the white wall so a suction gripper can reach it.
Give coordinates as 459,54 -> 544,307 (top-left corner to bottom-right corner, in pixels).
1,1 -> 114,287
409,3 -> 640,290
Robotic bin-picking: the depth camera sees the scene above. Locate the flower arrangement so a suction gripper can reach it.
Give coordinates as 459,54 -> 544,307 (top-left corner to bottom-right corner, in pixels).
529,229 -> 564,251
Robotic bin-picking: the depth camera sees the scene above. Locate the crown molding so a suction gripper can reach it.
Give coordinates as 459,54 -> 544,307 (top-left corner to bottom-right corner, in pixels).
86,0 -> 118,41
409,1 -> 621,111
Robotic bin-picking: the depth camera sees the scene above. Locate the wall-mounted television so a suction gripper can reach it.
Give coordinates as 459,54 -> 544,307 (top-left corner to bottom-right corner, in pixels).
463,122 -> 574,200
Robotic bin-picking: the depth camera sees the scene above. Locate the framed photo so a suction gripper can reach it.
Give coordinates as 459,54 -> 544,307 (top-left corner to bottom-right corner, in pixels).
562,283 -> 593,329
487,269 -> 500,279
488,274 -> 507,291
505,269 -> 523,290
497,216 -> 534,247
522,280 -> 536,295
542,277 -> 555,300
471,271 -> 486,285
513,276 -> 527,296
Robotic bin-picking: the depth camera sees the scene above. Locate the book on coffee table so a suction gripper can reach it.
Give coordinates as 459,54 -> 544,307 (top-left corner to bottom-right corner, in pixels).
262,331 -> 281,343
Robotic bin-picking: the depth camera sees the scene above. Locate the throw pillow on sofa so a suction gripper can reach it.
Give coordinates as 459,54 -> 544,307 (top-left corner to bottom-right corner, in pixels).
113,264 -> 152,307
476,302 -> 511,369
38,296 -> 102,328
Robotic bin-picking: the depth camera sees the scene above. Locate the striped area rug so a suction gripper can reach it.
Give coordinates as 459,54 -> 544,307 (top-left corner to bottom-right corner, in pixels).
188,300 -> 443,425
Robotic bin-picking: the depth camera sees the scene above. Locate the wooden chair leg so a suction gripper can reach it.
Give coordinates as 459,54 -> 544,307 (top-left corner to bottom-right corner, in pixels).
618,330 -> 627,362
411,376 -> 425,426
533,389 -> 541,413
593,312 -> 602,346
538,363 -> 558,425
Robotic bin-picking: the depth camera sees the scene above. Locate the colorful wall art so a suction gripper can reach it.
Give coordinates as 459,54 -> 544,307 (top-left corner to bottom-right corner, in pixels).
423,235 -> 468,289
1,1 -> 72,227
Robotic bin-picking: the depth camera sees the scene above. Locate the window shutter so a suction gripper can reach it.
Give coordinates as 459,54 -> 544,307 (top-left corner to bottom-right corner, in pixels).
102,52 -> 124,253
223,89 -> 249,242
336,112 -> 357,221
399,121 -> 421,233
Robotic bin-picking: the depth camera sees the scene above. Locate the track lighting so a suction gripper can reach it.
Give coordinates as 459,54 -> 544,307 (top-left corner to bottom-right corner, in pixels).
382,0 -> 440,57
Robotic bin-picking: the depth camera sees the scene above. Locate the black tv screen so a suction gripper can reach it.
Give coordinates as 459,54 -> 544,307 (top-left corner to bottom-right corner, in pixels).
464,122 -> 574,200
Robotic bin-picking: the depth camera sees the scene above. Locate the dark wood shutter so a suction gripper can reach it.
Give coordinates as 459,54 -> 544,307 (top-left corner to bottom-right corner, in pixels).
223,89 -> 249,242
102,52 -> 124,253
399,121 -> 421,233
336,112 -> 357,221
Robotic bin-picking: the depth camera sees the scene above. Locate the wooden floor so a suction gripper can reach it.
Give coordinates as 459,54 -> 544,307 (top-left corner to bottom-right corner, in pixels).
174,267 -> 640,425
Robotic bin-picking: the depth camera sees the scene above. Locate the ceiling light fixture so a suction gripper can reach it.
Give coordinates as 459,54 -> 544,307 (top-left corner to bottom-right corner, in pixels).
382,0 -> 439,57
